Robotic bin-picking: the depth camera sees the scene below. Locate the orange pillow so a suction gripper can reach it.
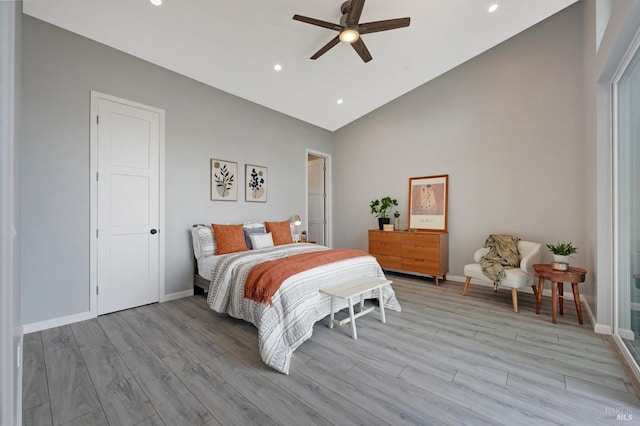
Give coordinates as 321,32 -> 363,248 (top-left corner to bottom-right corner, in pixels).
265,220 -> 294,245
211,224 -> 248,255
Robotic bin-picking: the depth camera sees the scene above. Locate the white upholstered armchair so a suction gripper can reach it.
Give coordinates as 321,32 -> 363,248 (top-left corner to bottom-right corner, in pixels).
462,241 -> 542,312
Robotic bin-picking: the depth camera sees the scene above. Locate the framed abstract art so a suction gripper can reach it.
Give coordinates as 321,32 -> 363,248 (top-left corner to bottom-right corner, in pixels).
408,174 -> 448,232
211,159 -> 238,201
245,164 -> 267,202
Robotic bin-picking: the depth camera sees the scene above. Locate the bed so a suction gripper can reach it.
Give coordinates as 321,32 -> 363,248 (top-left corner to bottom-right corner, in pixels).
191,223 -> 401,374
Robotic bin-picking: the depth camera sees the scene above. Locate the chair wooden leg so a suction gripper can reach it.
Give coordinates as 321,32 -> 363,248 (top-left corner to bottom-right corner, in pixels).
511,288 -> 518,313
531,285 -> 538,299
462,276 -> 471,295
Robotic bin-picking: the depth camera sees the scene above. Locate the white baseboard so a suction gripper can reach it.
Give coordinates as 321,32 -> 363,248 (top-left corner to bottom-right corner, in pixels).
619,328 -> 636,340
24,289 -> 194,334
578,298 -> 609,334
594,324 -> 614,334
160,289 -> 193,302
22,310 -> 94,334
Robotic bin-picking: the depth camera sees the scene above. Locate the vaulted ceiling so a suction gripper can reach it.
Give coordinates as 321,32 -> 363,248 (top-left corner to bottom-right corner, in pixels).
23,0 -> 578,131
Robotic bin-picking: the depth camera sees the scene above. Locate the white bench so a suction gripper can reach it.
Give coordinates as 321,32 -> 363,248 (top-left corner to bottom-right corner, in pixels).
320,276 -> 391,339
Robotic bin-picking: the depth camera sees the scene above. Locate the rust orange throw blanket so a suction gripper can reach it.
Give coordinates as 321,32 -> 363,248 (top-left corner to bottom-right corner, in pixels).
244,249 -> 370,305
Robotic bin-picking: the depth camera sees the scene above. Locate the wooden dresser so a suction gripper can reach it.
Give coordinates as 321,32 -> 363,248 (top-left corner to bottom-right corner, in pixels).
368,230 -> 449,285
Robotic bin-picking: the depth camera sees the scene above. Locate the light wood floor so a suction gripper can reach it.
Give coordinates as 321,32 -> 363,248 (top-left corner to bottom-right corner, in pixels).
22,274 -> 640,425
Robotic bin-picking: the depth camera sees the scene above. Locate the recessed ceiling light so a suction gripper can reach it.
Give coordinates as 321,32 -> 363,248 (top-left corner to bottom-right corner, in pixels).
488,3 -> 498,13
273,64 -> 282,71
337,99 -> 344,105
150,0 -> 162,6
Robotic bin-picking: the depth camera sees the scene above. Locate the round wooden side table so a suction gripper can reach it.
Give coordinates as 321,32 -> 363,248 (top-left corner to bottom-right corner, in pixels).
533,264 -> 587,324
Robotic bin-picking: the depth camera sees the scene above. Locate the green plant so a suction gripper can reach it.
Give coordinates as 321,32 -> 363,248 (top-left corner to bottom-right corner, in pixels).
393,210 -> 401,218
370,196 -> 398,218
546,242 -> 578,256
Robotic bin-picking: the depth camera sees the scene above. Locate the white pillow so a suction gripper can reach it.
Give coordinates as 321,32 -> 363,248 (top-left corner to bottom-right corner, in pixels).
250,232 -> 274,249
244,220 -> 265,229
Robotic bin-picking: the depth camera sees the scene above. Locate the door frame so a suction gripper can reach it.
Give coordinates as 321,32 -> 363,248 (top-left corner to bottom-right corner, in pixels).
305,149 -> 331,248
0,3 -> 21,425
89,90 -> 166,317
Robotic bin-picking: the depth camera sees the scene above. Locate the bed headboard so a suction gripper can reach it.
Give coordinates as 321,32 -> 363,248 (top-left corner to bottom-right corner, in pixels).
191,224 -> 209,294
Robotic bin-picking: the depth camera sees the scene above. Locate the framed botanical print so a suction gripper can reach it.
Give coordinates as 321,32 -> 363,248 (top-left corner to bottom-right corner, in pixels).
211,159 -> 238,201
408,174 -> 448,231
245,164 -> 267,202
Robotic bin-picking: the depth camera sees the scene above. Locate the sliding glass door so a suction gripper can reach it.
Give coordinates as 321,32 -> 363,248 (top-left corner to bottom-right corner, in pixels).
616,44 -> 640,363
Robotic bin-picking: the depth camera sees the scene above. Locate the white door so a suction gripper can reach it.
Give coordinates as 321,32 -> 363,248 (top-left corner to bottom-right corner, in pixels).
96,97 -> 161,315
308,157 -> 326,245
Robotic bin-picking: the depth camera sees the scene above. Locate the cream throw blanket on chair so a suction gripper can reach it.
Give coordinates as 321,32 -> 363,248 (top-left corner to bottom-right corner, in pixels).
480,234 -> 521,289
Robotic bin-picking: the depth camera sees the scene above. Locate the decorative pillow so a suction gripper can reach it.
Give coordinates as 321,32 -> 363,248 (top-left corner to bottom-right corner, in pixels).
265,220 -> 294,245
250,232 -> 274,249
191,225 -> 215,260
244,225 -> 266,249
211,224 -> 248,255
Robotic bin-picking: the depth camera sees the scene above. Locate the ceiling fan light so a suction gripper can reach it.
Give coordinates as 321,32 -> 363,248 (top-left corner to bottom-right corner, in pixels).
339,28 -> 359,44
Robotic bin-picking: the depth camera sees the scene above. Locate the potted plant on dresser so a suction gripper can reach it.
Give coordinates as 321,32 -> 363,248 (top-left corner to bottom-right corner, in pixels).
370,196 -> 399,230
546,241 -> 578,271
393,210 -> 401,230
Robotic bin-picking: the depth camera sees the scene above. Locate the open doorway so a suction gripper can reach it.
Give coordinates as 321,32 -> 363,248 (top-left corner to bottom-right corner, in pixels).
306,150 -> 331,247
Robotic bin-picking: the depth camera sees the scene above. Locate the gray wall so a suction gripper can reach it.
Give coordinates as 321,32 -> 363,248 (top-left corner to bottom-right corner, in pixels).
21,16 -> 333,325
334,4 -> 584,280
1,2 -> 22,424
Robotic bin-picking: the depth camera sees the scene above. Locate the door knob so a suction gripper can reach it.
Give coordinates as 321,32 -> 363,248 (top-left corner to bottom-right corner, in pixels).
150,229 -> 158,234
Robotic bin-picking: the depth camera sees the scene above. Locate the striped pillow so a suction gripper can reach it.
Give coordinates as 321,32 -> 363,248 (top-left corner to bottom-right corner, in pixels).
191,225 -> 215,260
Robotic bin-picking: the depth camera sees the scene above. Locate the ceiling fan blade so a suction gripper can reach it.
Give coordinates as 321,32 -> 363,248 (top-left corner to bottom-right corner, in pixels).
359,17 -> 410,34
293,15 -> 342,32
351,38 -> 372,63
310,35 -> 341,60
346,0 -> 365,25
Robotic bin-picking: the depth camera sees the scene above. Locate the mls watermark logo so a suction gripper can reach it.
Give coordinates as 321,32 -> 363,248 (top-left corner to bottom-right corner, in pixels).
606,407 -> 633,421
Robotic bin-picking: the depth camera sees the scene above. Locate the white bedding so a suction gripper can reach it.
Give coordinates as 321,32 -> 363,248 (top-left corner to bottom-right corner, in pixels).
196,254 -> 220,282
204,243 -> 401,374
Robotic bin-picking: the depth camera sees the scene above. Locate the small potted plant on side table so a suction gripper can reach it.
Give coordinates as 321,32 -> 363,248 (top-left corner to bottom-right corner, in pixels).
370,196 -> 399,230
546,242 -> 578,271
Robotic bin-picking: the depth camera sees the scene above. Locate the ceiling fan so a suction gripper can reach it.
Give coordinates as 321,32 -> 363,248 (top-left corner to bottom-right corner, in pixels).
293,0 -> 410,63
